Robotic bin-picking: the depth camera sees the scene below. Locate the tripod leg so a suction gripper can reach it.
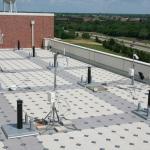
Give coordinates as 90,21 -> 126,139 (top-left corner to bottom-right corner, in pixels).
44,111 -> 51,120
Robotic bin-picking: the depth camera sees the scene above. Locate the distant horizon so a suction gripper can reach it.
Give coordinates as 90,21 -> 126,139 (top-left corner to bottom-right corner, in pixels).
0,11 -> 150,16
0,0 -> 150,14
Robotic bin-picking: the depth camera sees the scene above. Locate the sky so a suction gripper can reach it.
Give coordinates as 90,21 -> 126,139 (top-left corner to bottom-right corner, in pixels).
0,0 -> 150,14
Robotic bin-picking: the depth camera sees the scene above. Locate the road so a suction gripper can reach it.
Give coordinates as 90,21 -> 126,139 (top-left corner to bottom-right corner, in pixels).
92,34 -> 150,52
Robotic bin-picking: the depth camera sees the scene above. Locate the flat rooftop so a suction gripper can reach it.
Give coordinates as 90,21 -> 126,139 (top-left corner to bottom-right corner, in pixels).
0,49 -> 150,150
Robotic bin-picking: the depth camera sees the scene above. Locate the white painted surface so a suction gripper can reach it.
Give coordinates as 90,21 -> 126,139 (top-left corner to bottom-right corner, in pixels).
0,49 -> 150,150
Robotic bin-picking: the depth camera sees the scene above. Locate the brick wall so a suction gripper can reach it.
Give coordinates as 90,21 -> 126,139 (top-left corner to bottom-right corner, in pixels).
0,13 -> 54,48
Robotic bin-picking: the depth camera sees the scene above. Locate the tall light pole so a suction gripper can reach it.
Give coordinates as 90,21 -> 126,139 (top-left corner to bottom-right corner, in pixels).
31,20 -> 35,47
31,20 -> 35,57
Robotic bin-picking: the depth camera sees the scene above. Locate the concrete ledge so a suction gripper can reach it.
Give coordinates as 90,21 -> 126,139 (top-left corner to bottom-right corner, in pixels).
50,39 -> 150,84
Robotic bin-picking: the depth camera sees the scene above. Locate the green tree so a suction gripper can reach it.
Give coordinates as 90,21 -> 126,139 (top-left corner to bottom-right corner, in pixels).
61,30 -> 76,39
138,28 -> 149,39
82,33 -> 90,39
95,36 -> 102,43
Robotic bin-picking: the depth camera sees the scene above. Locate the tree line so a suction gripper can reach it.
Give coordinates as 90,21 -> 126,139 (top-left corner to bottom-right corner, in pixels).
102,39 -> 150,63
55,18 -> 150,40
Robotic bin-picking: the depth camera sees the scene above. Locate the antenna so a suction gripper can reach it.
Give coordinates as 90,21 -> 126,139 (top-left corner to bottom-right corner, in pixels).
3,0 -> 17,13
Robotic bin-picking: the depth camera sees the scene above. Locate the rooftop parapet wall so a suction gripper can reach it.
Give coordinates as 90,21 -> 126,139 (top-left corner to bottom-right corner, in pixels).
0,12 -> 54,16
50,39 -> 150,83
0,12 -> 54,48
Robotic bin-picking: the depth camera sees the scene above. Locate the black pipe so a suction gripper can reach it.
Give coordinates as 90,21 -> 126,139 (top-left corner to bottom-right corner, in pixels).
17,40 -> 20,50
88,67 -> 91,84
148,90 -> 150,107
54,53 -> 57,67
54,52 -> 59,67
17,99 -> 23,129
32,46 -> 35,57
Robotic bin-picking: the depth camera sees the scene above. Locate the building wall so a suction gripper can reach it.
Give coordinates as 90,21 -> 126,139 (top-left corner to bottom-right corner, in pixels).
0,13 -> 54,48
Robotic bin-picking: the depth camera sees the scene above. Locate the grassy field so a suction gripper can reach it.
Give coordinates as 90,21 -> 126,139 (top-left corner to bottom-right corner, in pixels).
63,38 -> 126,57
87,32 -> 150,44
63,39 -> 101,45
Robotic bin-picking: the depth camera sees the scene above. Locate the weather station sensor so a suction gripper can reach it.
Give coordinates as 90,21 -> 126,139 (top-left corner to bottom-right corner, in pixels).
44,91 -> 60,127
129,68 -> 135,77
133,54 -> 139,60
36,52 -> 76,132
48,92 -> 56,103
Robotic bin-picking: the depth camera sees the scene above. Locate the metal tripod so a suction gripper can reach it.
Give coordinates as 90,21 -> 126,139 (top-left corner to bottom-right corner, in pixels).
44,52 -> 61,126
44,102 -> 60,126
40,51 -> 78,133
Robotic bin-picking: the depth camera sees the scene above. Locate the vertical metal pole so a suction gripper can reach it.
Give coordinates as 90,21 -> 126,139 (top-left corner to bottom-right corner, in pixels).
18,40 -> 20,50
17,99 -> 23,129
29,117 -> 34,130
32,46 -> 35,57
54,53 -> 58,91
132,51 -> 135,85
54,65 -> 57,91
31,20 -> 35,57
32,24 -> 34,47
88,67 -> 91,84
25,113 -> 28,124
146,90 -> 150,117
148,90 -> 150,107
